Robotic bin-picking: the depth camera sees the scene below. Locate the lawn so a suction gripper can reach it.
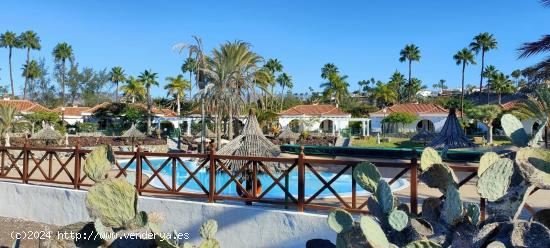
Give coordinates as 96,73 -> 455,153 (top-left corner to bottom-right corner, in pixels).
351,136 -> 424,148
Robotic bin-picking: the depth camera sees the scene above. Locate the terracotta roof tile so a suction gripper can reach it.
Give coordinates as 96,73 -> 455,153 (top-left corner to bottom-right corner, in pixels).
0,99 -> 54,113
499,101 -> 519,111
54,106 -> 91,116
279,104 -> 350,116
83,102 -> 178,117
371,103 -> 458,116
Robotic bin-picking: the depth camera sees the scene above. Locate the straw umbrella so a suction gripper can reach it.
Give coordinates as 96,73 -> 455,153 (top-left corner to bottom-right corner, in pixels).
30,124 -> 63,146
195,125 -> 216,139
428,108 -> 476,150
121,124 -> 146,148
215,109 -> 282,198
410,128 -> 436,146
277,126 -> 299,144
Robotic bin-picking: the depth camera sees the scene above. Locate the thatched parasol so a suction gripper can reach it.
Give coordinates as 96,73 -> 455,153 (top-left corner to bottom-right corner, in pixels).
195,125 -> 217,139
428,108 -> 476,150
30,124 -> 63,145
121,124 -> 146,147
277,126 -> 299,141
410,128 -> 436,146
216,109 -> 282,173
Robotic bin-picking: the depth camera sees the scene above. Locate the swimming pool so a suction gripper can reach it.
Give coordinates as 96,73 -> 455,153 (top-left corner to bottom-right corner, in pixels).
122,158 -> 409,199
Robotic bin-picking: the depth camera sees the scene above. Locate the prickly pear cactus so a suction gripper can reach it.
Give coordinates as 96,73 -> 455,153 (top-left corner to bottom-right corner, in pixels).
477,158 -> 514,201
353,162 -> 381,193
376,180 -> 394,214
135,211 -> 148,227
501,114 -> 529,147
83,145 -> 116,182
93,218 -> 116,244
442,184 -> 463,226
328,209 -> 354,233
515,147 -> 550,189
419,163 -> 457,193
420,147 -> 442,171
404,240 -> 442,248
199,220 -> 220,248
359,215 -> 390,248
388,209 -> 409,231
466,203 -> 480,226
86,178 -> 137,227
478,152 -> 499,176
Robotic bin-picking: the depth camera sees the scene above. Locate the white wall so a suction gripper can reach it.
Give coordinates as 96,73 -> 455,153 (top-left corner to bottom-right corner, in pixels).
0,182 -> 334,248
278,116 -> 350,133
370,115 -> 447,133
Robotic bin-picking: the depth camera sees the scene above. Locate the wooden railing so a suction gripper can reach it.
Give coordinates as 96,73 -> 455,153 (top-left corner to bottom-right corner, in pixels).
0,143 -> 543,220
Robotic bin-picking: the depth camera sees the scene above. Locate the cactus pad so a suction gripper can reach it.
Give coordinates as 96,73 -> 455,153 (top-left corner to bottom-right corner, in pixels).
86,178 -> 137,227
466,203 -> 480,225
478,152 -> 500,176
83,145 -> 115,182
419,163 -> 457,192
410,218 -> 434,236
388,209 -> 409,231
442,184 -> 463,226
353,162 -> 381,193
200,219 -> 218,239
359,215 -> 390,248
327,209 -> 354,233
404,240 -> 442,248
199,239 -> 221,248
477,158 -> 514,201
515,147 -> 550,189
501,114 -> 529,147
420,147 -> 442,171
376,180 -> 394,214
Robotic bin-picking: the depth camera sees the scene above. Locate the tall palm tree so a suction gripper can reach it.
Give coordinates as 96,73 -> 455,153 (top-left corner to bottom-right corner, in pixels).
511,69 -> 522,87
276,72 -> 293,111
482,65 -> 498,103
453,48 -> 476,117
52,42 -> 74,107
470,32 -> 497,102
110,66 -> 126,102
21,60 -> 42,97
19,31 -> 41,100
388,71 -> 406,103
120,76 -> 145,103
164,74 -> 191,116
138,70 -> 159,135
489,72 -> 515,104
264,58 -> 283,109
0,31 -> 20,96
399,44 -> 421,102
320,72 -> 349,106
321,63 -> 339,79
181,57 -> 196,100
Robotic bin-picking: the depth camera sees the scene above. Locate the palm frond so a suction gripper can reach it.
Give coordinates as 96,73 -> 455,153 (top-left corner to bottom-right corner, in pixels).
518,35 -> 550,58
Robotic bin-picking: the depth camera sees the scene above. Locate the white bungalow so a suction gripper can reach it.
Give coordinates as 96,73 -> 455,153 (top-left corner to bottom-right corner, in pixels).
278,104 -> 359,134
370,103 -> 459,133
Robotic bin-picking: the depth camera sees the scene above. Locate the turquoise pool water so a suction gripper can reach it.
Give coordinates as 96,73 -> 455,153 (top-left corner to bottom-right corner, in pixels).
122,158 -> 409,199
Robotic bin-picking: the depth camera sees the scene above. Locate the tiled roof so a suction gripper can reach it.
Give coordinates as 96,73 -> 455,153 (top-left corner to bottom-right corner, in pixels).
499,100 -> 519,111
279,104 -> 350,116
0,99 -> 54,113
84,102 -> 178,117
371,103 -> 458,116
54,106 -> 91,116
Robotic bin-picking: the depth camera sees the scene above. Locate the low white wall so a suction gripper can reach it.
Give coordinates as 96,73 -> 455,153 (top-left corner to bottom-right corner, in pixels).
0,182 -> 334,248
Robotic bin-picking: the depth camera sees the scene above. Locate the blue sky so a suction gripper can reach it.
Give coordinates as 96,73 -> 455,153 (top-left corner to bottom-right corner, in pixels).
0,0 -> 548,97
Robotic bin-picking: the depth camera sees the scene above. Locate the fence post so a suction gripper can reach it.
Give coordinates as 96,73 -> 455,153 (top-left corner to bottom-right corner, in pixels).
74,140 -> 81,189
297,146 -> 305,212
410,149 -> 418,215
22,142 -> 29,184
480,198 -> 486,221
208,142 -> 216,203
135,145 -> 142,195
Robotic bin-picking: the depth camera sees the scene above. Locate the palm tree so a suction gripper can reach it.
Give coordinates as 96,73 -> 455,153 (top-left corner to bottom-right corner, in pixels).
120,76 -> 145,103
110,67 -> 126,102
408,78 -> 426,101
276,72 -> 292,111
482,65 -> 498,103
470,32 -> 498,102
453,48 -> 476,117
371,81 -> 397,107
138,70 -> 159,135
264,58 -> 283,109
399,44 -> 421,102
511,69 -> 522,87
181,57 -> 196,100
489,73 -> 515,104
0,105 -> 19,135
19,31 -> 41,100
388,71 -> 406,103
21,60 -> 42,98
0,31 -> 20,96
321,63 -> 339,79
164,75 -> 191,116
433,79 -> 448,93
467,105 -> 502,144
52,42 -> 74,107
320,72 -> 349,106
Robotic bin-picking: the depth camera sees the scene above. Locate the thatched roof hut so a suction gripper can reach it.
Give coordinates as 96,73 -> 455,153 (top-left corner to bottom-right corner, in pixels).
277,127 -> 299,141
410,128 -> 436,145
428,108 -> 476,150
30,124 -> 63,145
121,124 -> 146,138
216,109 -> 282,173
195,126 -> 217,139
